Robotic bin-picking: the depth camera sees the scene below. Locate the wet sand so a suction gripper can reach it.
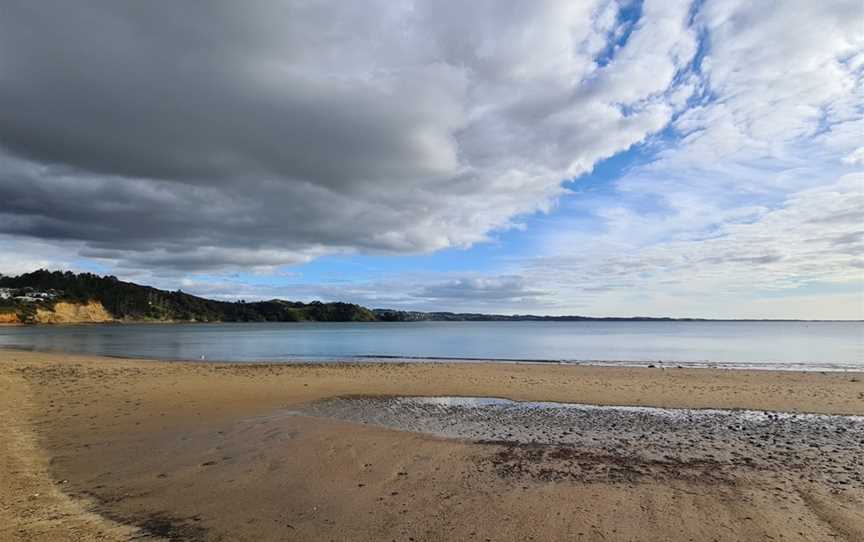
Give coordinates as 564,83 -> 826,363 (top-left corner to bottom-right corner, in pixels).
2,348 -> 863,541
298,396 -> 864,488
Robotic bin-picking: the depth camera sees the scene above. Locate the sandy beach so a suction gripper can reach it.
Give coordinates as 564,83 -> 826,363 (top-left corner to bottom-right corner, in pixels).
2,348 -> 863,541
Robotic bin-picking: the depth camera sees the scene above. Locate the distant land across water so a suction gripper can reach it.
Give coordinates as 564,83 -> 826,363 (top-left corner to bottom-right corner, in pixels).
1,271 -> 861,372
0,270 -> 856,325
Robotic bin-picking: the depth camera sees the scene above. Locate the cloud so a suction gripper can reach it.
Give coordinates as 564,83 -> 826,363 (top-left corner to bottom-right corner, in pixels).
0,235 -> 86,277
417,276 -> 548,304
0,1 -> 860,319
0,0 -> 697,271
511,0 -> 864,318
531,173 -> 864,296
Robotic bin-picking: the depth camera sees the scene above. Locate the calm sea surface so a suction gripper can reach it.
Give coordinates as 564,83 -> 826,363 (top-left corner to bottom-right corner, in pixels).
1,321 -> 862,370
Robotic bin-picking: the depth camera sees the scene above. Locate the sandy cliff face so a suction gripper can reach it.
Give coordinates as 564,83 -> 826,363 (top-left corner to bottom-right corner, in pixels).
0,311 -> 20,324
35,301 -> 113,324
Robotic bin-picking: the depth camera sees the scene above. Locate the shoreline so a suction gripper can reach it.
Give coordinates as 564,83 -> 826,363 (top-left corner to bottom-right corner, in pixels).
3,345 -> 863,373
3,318 -> 862,325
2,348 -> 863,541
358,354 -> 864,373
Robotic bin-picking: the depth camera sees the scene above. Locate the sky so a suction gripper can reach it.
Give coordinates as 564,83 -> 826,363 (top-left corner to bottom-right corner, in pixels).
0,0 -> 862,319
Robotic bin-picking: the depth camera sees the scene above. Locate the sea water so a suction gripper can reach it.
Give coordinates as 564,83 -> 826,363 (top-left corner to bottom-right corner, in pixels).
1,320 -> 861,371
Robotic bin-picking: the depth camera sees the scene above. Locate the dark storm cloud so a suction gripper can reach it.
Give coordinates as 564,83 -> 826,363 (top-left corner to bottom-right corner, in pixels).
0,2 -> 462,185
0,1 -> 695,271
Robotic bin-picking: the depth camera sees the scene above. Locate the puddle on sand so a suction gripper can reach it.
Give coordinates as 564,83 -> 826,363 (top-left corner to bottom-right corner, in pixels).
287,395 -> 864,488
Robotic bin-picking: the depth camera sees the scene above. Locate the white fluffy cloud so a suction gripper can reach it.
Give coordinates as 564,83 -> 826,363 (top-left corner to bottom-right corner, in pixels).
513,0 -> 864,318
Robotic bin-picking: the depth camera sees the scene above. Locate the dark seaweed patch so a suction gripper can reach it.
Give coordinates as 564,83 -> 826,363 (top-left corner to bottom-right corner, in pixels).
135,512 -> 207,541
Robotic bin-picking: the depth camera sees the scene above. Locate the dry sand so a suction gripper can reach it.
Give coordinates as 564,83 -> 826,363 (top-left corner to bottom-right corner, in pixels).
1,348 -> 863,541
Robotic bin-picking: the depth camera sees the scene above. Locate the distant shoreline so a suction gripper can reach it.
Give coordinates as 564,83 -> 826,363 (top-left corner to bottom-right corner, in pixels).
3,271 -> 861,324
2,318 -> 862,326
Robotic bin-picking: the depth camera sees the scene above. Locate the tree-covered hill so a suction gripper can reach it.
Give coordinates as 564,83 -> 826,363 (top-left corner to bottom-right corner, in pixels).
0,270 -> 716,324
0,270 -> 376,323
